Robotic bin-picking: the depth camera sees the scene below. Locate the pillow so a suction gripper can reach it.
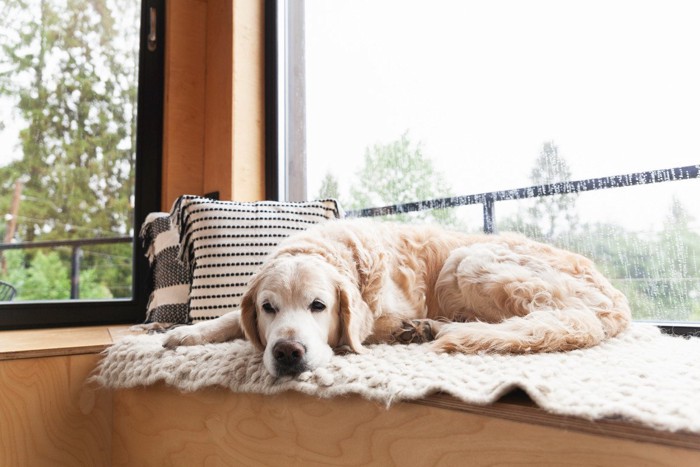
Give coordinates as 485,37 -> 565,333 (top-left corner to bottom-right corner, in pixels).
172,195 -> 343,322
140,212 -> 192,324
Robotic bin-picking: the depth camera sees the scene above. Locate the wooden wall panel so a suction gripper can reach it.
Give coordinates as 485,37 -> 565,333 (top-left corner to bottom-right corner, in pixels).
161,0 -> 208,209
230,0 -> 266,201
0,354 -> 112,466
113,386 -> 700,466
161,0 -> 266,209
202,0 -> 234,200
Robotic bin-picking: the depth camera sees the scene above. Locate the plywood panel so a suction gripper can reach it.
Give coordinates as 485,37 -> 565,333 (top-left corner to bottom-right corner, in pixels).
0,354 -> 112,466
161,0 -> 266,207
0,326 -> 114,360
231,0 -> 266,201
161,0 -> 208,209
202,0 -> 234,200
113,386 -> 700,466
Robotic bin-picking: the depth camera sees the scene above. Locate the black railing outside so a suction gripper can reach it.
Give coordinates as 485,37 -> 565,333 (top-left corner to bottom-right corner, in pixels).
0,237 -> 132,299
0,164 -> 697,326
346,163 -> 700,334
347,164 -> 700,234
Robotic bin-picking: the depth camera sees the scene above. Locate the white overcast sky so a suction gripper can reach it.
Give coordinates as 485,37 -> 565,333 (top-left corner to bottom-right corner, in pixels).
1,0 -> 698,232
303,0 -> 700,231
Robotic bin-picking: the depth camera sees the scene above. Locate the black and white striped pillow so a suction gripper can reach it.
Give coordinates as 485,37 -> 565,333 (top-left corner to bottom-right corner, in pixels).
140,212 -> 192,324
172,195 -> 343,322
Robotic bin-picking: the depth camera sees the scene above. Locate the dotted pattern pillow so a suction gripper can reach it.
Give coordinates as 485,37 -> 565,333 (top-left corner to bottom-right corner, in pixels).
172,195 -> 343,322
140,213 -> 192,324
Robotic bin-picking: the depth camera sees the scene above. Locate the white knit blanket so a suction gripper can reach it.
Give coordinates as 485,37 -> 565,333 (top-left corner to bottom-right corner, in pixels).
93,323 -> 700,434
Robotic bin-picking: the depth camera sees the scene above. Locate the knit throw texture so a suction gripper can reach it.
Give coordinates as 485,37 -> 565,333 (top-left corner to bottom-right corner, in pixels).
93,323 -> 700,434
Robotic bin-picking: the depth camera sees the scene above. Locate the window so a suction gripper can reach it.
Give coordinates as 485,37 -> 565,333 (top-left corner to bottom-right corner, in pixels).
0,0 -> 164,328
274,0 -> 700,326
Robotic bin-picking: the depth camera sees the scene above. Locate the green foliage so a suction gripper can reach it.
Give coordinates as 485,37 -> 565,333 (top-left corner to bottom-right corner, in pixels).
527,141 -> 578,239
1,250 -> 29,296
316,172 -> 343,203
549,212 -> 700,322
20,251 -> 71,300
0,0 -> 138,242
0,0 -> 138,300
500,149 -> 700,323
0,248 -> 114,301
78,267 -> 114,300
329,133 -> 698,323
348,132 -> 460,226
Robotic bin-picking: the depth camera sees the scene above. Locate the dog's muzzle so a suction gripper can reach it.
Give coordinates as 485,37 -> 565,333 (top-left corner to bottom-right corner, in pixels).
272,339 -> 308,376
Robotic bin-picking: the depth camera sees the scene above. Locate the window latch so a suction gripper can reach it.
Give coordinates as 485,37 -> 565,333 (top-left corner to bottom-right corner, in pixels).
148,7 -> 157,52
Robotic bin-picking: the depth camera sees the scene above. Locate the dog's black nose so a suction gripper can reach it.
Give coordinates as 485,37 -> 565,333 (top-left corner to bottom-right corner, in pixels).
272,340 -> 307,375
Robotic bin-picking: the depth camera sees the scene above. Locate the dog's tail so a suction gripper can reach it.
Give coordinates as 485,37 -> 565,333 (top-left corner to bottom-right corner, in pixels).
431,240 -> 632,354
431,297 -> 631,354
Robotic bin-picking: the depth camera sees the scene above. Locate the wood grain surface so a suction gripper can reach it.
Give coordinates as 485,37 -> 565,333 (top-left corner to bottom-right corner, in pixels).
230,0 -> 265,202
161,0 -> 208,208
113,386 -> 700,467
0,326 -> 115,360
0,354 -> 111,467
161,0 -> 265,207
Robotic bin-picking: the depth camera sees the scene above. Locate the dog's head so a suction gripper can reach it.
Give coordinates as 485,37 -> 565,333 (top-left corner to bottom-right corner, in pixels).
240,253 -> 373,377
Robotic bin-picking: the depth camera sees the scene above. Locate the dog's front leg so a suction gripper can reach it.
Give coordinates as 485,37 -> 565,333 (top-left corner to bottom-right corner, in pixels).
391,319 -> 448,344
362,315 -> 446,345
162,310 -> 245,349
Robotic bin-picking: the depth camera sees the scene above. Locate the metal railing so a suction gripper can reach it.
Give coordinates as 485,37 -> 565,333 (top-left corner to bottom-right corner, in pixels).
0,237 -> 132,299
0,164 -> 697,305
346,164 -> 700,334
347,164 -> 700,233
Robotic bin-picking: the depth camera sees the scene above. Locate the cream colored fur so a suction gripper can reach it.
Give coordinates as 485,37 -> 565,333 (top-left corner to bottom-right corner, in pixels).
164,219 -> 631,377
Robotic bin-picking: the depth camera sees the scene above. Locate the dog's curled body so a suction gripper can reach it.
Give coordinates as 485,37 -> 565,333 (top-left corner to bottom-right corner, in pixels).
164,219 -> 631,377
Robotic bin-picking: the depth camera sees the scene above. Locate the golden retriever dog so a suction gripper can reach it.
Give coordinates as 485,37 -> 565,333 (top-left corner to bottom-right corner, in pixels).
164,219 -> 631,377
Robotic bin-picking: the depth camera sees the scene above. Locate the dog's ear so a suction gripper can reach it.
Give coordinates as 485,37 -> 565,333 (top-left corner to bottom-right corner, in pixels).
337,275 -> 374,354
240,273 -> 265,351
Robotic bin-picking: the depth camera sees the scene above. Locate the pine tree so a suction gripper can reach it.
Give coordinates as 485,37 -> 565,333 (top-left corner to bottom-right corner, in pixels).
316,172 -> 341,201
0,0 -> 138,242
0,0 -> 139,298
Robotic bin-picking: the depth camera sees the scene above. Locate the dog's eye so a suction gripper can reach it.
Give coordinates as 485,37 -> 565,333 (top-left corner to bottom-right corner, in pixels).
310,299 -> 326,312
261,302 -> 276,314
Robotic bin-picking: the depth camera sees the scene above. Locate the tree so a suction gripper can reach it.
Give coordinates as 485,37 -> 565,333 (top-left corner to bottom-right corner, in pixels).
349,132 -> 459,225
651,197 -> 700,320
316,172 -> 342,201
498,141 -> 577,239
0,248 -> 112,300
0,0 -> 138,241
527,141 -> 578,239
0,0 -> 139,298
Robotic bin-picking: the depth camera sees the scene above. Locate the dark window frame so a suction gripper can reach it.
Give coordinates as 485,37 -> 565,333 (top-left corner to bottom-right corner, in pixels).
0,0 -> 165,330
264,0 -> 279,201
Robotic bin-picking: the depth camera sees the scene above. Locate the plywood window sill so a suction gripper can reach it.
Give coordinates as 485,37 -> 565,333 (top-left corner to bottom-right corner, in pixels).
1,324 -> 698,453
0,325 -> 133,361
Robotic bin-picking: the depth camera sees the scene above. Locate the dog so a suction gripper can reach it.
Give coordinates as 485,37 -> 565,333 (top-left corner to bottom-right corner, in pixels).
163,219 -> 631,377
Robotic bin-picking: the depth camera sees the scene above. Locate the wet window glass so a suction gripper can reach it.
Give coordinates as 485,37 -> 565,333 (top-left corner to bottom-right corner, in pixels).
282,0 -> 700,323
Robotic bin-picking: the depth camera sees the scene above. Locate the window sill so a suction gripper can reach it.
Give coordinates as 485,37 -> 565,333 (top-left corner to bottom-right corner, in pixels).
419,391 -> 700,452
0,325 -> 134,361
2,325 -> 698,453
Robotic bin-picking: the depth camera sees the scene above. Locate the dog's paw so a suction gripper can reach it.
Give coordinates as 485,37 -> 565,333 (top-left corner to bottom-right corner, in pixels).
333,344 -> 354,356
131,322 -> 183,334
162,326 -> 207,349
393,319 -> 437,344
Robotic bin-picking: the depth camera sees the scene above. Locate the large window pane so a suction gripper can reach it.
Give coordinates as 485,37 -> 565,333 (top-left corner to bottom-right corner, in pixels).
0,0 -> 140,301
283,0 -> 700,323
